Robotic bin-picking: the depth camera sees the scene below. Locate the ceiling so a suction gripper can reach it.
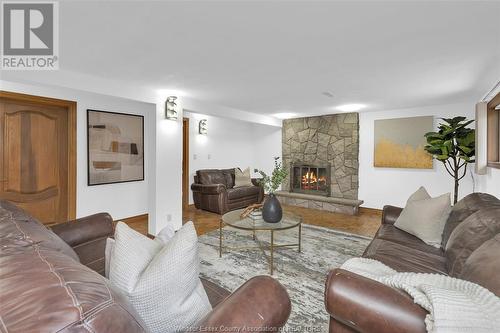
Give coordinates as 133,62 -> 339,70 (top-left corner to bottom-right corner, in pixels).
4,1 -> 500,117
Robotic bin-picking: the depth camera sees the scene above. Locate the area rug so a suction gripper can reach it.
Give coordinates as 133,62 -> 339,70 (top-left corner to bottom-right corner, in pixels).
198,224 -> 371,331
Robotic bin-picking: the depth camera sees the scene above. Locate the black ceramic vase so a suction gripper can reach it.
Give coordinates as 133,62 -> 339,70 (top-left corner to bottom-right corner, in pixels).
262,193 -> 282,223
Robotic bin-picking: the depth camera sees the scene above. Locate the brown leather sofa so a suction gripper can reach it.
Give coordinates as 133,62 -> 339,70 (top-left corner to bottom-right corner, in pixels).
0,199 -> 291,332
325,193 -> 500,333
191,168 -> 264,214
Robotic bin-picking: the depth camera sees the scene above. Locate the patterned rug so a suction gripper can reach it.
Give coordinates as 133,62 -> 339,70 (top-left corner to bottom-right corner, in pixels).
198,224 -> 371,331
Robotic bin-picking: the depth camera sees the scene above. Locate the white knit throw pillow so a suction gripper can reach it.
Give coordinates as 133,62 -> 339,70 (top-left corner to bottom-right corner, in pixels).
105,223 -> 176,278
108,221 -> 211,333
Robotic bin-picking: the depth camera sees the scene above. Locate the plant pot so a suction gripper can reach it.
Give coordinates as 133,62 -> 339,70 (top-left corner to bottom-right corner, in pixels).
262,193 -> 282,223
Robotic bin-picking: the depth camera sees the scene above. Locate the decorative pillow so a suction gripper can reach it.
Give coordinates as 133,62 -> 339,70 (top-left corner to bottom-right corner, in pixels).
394,188 -> 451,248
105,223 -> 176,278
108,222 -> 211,333
234,167 -> 253,187
104,237 -> 114,278
154,223 -> 176,244
407,186 -> 431,202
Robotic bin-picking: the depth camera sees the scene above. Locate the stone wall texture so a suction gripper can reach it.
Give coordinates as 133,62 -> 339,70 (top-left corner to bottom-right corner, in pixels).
282,113 -> 359,199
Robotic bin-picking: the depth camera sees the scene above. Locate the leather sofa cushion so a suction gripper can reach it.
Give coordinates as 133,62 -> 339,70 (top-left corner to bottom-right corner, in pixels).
198,170 -> 228,186
0,200 -> 79,262
375,225 -> 444,256
459,234 -> 500,297
441,193 -> 500,248
197,169 -> 235,188
201,278 -> 231,308
0,200 -> 148,332
221,168 -> 236,188
0,247 -> 147,332
445,207 -> 500,277
227,186 -> 261,200
363,238 -> 447,274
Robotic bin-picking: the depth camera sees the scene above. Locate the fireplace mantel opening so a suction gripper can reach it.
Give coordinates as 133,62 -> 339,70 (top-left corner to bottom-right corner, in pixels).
291,162 -> 331,197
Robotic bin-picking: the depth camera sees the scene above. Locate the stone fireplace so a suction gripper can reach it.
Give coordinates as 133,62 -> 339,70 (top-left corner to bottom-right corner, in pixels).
276,113 -> 363,215
290,162 -> 330,196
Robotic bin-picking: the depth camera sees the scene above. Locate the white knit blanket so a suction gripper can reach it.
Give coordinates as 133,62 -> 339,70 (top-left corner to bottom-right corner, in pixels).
341,258 -> 500,333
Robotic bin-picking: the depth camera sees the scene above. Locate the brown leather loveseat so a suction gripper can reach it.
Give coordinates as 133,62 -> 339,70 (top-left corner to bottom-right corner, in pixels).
325,193 -> 500,333
0,199 -> 291,332
191,168 -> 264,214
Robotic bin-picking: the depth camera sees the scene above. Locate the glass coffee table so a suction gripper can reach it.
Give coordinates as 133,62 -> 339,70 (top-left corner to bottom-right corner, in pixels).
220,208 -> 303,275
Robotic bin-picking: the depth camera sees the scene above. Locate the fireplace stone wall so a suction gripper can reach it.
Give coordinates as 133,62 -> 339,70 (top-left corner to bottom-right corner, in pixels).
282,113 -> 359,200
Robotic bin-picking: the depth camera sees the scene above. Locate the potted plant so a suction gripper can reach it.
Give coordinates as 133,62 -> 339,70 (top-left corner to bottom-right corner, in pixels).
424,116 -> 475,204
254,157 -> 288,223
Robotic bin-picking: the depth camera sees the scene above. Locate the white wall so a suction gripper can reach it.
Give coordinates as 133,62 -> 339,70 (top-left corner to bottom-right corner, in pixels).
185,112 -> 282,204
476,167 -> 500,198
252,122 -> 283,179
148,96 -> 183,234
358,102 -> 498,209
1,80 -> 155,221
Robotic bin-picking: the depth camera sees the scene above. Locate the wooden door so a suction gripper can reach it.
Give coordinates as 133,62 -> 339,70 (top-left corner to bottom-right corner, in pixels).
182,118 -> 189,210
0,97 -> 71,225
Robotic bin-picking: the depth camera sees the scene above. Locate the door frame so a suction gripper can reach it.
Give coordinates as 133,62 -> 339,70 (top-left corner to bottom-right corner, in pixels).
0,90 -> 77,220
182,117 -> 189,210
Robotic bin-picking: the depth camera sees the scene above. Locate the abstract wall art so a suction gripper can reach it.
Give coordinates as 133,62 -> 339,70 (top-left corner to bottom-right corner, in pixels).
374,116 -> 433,169
87,109 -> 144,185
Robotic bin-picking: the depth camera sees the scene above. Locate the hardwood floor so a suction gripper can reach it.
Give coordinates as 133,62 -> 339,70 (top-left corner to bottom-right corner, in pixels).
182,206 -> 222,236
282,205 -> 381,238
120,214 -> 149,236
125,205 -> 381,238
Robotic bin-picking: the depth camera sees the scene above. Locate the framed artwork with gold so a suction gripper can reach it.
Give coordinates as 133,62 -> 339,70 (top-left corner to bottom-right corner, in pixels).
374,116 -> 433,169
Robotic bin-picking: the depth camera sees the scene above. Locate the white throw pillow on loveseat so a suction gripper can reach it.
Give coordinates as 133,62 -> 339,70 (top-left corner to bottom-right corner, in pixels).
108,221 -> 211,333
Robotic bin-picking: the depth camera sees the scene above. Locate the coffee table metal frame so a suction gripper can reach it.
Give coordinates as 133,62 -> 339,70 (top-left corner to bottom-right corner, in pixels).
219,209 -> 302,275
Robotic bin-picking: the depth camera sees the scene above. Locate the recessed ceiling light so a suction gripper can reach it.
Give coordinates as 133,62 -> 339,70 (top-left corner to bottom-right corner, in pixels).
273,112 -> 299,119
335,104 -> 366,112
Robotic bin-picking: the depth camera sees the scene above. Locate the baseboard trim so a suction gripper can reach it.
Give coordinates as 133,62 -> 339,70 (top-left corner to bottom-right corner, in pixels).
359,207 -> 382,214
118,213 -> 148,224
117,214 -> 155,239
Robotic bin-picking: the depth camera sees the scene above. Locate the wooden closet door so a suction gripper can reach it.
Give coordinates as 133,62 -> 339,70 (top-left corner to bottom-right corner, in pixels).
0,98 -> 69,225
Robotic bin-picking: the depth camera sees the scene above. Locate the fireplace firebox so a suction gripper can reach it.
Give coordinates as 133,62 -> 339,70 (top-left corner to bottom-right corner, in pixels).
290,162 -> 331,196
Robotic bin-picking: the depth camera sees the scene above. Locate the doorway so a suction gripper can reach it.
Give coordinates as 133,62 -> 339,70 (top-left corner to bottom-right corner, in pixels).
182,117 -> 190,210
0,91 -> 77,225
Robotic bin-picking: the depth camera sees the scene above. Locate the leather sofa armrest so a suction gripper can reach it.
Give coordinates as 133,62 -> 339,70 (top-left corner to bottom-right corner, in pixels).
252,179 -> 265,203
381,205 -> 403,225
51,213 -> 113,274
51,213 -> 114,247
251,178 -> 262,187
191,183 -> 227,194
325,269 -> 427,333
195,276 -> 291,332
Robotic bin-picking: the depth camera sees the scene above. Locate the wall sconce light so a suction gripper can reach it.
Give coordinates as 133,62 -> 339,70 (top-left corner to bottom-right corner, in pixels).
199,119 -> 208,135
165,96 -> 178,120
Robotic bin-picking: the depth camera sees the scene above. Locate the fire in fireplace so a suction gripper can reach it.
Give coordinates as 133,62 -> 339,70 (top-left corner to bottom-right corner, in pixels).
291,162 -> 331,196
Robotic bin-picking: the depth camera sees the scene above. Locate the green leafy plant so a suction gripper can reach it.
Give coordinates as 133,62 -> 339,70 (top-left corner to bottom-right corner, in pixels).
254,157 -> 288,194
424,116 -> 475,204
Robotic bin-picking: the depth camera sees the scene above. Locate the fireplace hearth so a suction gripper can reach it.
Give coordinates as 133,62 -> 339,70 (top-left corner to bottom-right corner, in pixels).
291,162 -> 331,196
